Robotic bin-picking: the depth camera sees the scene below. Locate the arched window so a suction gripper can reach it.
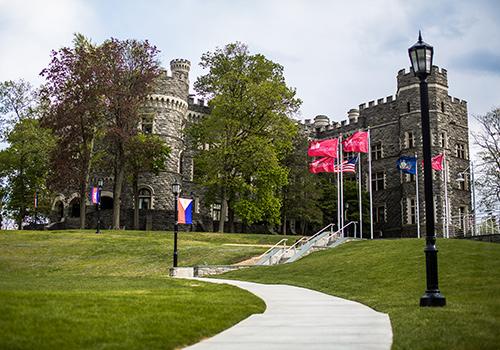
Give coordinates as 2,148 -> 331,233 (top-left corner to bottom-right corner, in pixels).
69,197 -> 80,218
138,188 -> 152,210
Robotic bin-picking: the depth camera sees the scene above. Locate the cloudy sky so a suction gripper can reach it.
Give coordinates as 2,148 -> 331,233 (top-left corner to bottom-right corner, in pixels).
0,0 -> 499,123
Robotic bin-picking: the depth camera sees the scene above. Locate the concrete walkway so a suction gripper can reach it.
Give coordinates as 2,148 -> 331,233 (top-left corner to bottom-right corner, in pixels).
184,278 -> 392,350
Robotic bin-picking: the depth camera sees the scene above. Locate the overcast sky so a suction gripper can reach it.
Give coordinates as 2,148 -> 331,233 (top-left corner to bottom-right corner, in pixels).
0,0 -> 499,123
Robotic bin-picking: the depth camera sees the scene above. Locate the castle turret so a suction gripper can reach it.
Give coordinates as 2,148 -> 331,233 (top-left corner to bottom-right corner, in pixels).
347,109 -> 359,124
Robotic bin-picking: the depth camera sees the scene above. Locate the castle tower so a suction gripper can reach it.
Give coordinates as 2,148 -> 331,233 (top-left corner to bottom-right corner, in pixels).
138,59 -> 191,214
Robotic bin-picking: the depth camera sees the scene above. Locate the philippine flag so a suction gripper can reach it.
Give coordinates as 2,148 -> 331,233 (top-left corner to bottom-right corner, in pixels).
178,198 -> 193,224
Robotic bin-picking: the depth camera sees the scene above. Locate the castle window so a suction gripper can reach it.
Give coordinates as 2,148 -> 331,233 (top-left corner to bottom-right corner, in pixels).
372,172 -> 385,191
371,143 -> 383,160
343,152 -> 354,161
407,197 -> 417,224
407,102 -> 411,113
405,132 -> 415,148
141,115 -> 154,134
441,101 -> 445,113
138,188 -> 152,210
374,205 -> 386,223
405,173 -> 416,182
211,203 -> 222,221
455,143 -> 466,159
440,132 -> 447,148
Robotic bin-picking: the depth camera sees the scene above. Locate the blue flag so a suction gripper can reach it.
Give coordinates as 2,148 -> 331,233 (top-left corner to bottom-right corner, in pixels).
396,156 -> 417,175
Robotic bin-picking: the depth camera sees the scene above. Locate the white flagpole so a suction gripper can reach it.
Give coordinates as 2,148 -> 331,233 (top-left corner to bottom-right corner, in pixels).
415,152 -> 421,239
340,134 -> 344,237
443,151 -> 450,238
368,128 -> 374,239
337,141 -> 340,232
358,153 -> 362,239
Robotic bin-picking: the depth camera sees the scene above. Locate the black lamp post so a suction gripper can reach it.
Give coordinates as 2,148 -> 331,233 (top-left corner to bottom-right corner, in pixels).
409,31 -> 446,307
96,179 -> 103,234
172,181 -> 181,267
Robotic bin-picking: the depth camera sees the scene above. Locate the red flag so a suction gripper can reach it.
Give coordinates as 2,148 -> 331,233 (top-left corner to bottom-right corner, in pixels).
309,157 -> 335,173
342,131 -> 369,153
421,153 -> 444,171
308,138 -> 339,158
431,154 -> 444,171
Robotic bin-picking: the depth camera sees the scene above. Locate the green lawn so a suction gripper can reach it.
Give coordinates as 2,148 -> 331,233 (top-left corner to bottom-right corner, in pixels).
0,229 -> 285,350
221,239 -> 500,350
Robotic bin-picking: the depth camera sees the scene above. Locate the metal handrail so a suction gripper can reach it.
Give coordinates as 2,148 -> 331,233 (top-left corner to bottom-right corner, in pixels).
270,236 -> 309,264
256,238 -> 288,265
323,221 -> 358,244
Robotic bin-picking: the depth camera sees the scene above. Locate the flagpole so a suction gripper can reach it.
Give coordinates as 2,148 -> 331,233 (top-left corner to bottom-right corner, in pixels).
337,144 -> 340,233
368,127 -> 374,239
340,134 -> 344,237
358,153 -> 362,239
415,152 -> 421,239
443,151 -> 450,238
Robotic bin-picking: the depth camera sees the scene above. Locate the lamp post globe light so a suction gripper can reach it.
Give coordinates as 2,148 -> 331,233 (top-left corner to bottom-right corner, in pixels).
96,179 -> 103,234
409,31 -> 446,307
172,181 -> 181,267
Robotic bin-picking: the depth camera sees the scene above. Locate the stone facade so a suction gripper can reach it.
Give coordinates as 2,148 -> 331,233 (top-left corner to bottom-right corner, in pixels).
305,66 -> 471,238
51,58 -> 213,231
51,61 -> 471,237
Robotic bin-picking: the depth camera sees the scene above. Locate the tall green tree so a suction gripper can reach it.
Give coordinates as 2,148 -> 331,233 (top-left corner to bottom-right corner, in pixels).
0,119 -> 55,229
100,38 -> 162,230
189,42 -> 301,232
281,131 -> 323,234
0,79 -> 39,138
41,34 -> 107,229
472,107 -> 500,210
125,134 -> 170,230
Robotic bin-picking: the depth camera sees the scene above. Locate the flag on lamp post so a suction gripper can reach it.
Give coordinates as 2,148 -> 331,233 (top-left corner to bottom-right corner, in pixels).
90,187 -> 100,204
178,198 -> 193,224
308,138 -> 339,158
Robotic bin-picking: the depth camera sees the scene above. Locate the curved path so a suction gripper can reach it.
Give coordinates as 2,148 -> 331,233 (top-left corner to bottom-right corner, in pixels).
184,278 -> 392,350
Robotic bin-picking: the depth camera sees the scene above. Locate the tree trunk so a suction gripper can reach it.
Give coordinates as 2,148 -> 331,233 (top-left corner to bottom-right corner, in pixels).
79,184 -> 87,230
282,214 -> 287,235
133,173 -> 139,230
218,188 -> 227,233
228,205 -> 235,233
112,150 -> 125,230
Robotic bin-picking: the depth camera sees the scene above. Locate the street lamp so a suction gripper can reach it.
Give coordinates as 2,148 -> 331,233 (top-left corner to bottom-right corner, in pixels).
96,179 -> 103,234
409,31 -> 446,307
172,181 -> 181,267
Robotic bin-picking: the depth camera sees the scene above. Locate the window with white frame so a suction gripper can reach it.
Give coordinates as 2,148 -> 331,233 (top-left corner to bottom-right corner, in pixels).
141,114 -> 154,134
371,172 -> 385,191
456,143 -> 466,159
138,188 -> 152,209
440,132 -> 447,148
375,205 -> 386,223
407,197 -> 417,224
405,132 -> 415,148
371,143 -> 383,160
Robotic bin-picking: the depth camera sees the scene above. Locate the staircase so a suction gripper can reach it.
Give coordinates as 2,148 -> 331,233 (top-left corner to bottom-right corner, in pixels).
255,222 -> 358,266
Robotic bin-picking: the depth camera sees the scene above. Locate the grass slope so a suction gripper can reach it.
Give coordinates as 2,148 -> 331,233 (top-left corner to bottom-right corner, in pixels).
0,230 -> 285,350
221,239 -> 500,350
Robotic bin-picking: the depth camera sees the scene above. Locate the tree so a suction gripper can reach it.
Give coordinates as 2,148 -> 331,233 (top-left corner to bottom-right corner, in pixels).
472,107 -> 500,210
0,119 -> 56,229
189,42 -> 301,232
125,134 -> 170,229
100,38 -> 162,230
41,34 -> 107,229
0,80 -> 39,138
281,131 -> 323,235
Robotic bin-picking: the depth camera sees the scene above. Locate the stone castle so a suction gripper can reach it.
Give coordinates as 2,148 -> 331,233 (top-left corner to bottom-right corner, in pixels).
305,66 -> 471,237
51,59 -> 472,237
